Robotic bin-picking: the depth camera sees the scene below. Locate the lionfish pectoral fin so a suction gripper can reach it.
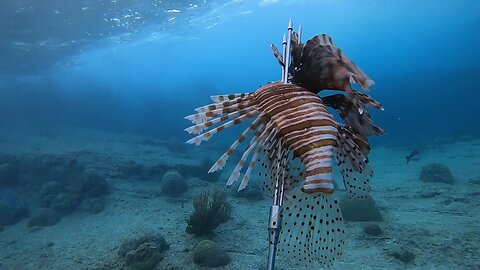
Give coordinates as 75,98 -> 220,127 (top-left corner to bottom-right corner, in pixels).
210,93 -> 247,103
338,156 -> 373,200
225,121 -> 267,186
277,190 -> 345,267
185,111 -> 259,146
238,144 -> 262,191
335,129 -> 373,200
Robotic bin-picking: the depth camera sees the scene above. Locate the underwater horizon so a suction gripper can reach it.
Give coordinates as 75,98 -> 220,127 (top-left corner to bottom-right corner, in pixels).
0,0 -> 479,269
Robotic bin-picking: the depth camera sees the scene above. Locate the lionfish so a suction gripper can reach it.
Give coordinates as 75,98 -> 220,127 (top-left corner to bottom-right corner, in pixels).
185,32 -> 383,267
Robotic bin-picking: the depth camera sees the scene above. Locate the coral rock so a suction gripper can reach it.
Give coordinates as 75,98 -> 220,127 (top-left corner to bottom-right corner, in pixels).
161,170 -> 187,196
28,208 -> 60,227
339,194 -> 383,222
79,198 -> 105,214
419,163 -> 455,184
193,240 -> 231,267
118,233 -> 168,270
0,191 -> 28,226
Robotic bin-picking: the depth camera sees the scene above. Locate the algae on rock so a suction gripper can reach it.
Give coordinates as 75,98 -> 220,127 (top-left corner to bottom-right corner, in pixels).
186,188 -> 232,236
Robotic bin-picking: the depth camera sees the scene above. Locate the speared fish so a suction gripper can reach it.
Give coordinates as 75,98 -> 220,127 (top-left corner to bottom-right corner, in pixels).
185,24 -> 383,268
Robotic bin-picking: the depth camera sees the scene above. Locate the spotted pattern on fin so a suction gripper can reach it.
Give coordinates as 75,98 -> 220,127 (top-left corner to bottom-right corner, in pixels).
278,190 -> 345,267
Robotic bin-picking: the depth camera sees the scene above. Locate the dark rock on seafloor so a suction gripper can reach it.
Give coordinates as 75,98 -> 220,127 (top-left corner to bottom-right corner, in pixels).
339,194 -> 383,222
118,233 -> 168,270
0,162 -> 19,187
0,193 -> 28,226
27,208 -> 60,227
0,154 -> 110,227
39,181 -> 64,198
161,170 -> 187,196
50,193 -> 80,215
419,163 -> 455,184
388,246 -> 416,263
192,240 -> 231,267
363,224 -> 384,236
79,173 -> 109,198
79,198 -> 105,214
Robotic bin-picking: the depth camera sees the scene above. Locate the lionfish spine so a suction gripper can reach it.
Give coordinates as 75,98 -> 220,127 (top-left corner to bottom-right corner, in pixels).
226,122 -> 266,186
186,110 -> 258,145
208,116 -> 263,173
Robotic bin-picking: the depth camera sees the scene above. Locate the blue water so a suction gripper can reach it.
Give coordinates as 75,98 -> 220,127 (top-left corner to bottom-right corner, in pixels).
0,0 -> 478,144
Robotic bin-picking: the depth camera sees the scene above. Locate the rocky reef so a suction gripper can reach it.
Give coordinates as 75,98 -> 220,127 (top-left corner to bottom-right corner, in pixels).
0,154 -> 109,228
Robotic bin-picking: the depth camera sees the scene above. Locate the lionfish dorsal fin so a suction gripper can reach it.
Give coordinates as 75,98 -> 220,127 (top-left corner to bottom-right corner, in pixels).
308,33 -> 336,47
271,44 -> 285,67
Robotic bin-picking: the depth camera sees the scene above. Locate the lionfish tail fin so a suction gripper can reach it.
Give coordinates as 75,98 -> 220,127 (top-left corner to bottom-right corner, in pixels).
278,191 -> 345,267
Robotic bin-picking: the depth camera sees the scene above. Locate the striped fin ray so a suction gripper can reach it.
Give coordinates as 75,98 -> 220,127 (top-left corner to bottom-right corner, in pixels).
210,93 -> 248,103
271,44 -> 285,66
208,116 -> 264,173
335,149 -> 373,200
237,144 -> 262,191
335,126 -> 372,200
226,122 -> 267,186
256,150 -> 301,198
307,33 -> 336,47
290,35 -> 374,93
322,93 -> 384,137
337,126 -> 369,172
336,49 -> 375,90
185,108 -> 258,135
195,96 -> 241,113
237,123 -> 276,191
186,111 -> 258,146
186,99 -> 254,124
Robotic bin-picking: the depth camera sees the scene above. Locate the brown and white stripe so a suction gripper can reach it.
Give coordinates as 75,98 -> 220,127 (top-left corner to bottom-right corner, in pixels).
185,82 -> 339,194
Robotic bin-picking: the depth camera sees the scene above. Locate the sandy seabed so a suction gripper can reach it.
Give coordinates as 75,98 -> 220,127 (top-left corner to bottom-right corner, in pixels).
0,127 -> 479,270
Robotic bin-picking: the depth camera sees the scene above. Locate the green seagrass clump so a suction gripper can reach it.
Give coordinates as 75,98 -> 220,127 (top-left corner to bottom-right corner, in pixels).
186,188 -> 232,236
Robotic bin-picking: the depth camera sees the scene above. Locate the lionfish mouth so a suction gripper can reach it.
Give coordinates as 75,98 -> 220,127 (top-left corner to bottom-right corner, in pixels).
185,28 -> 383,267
